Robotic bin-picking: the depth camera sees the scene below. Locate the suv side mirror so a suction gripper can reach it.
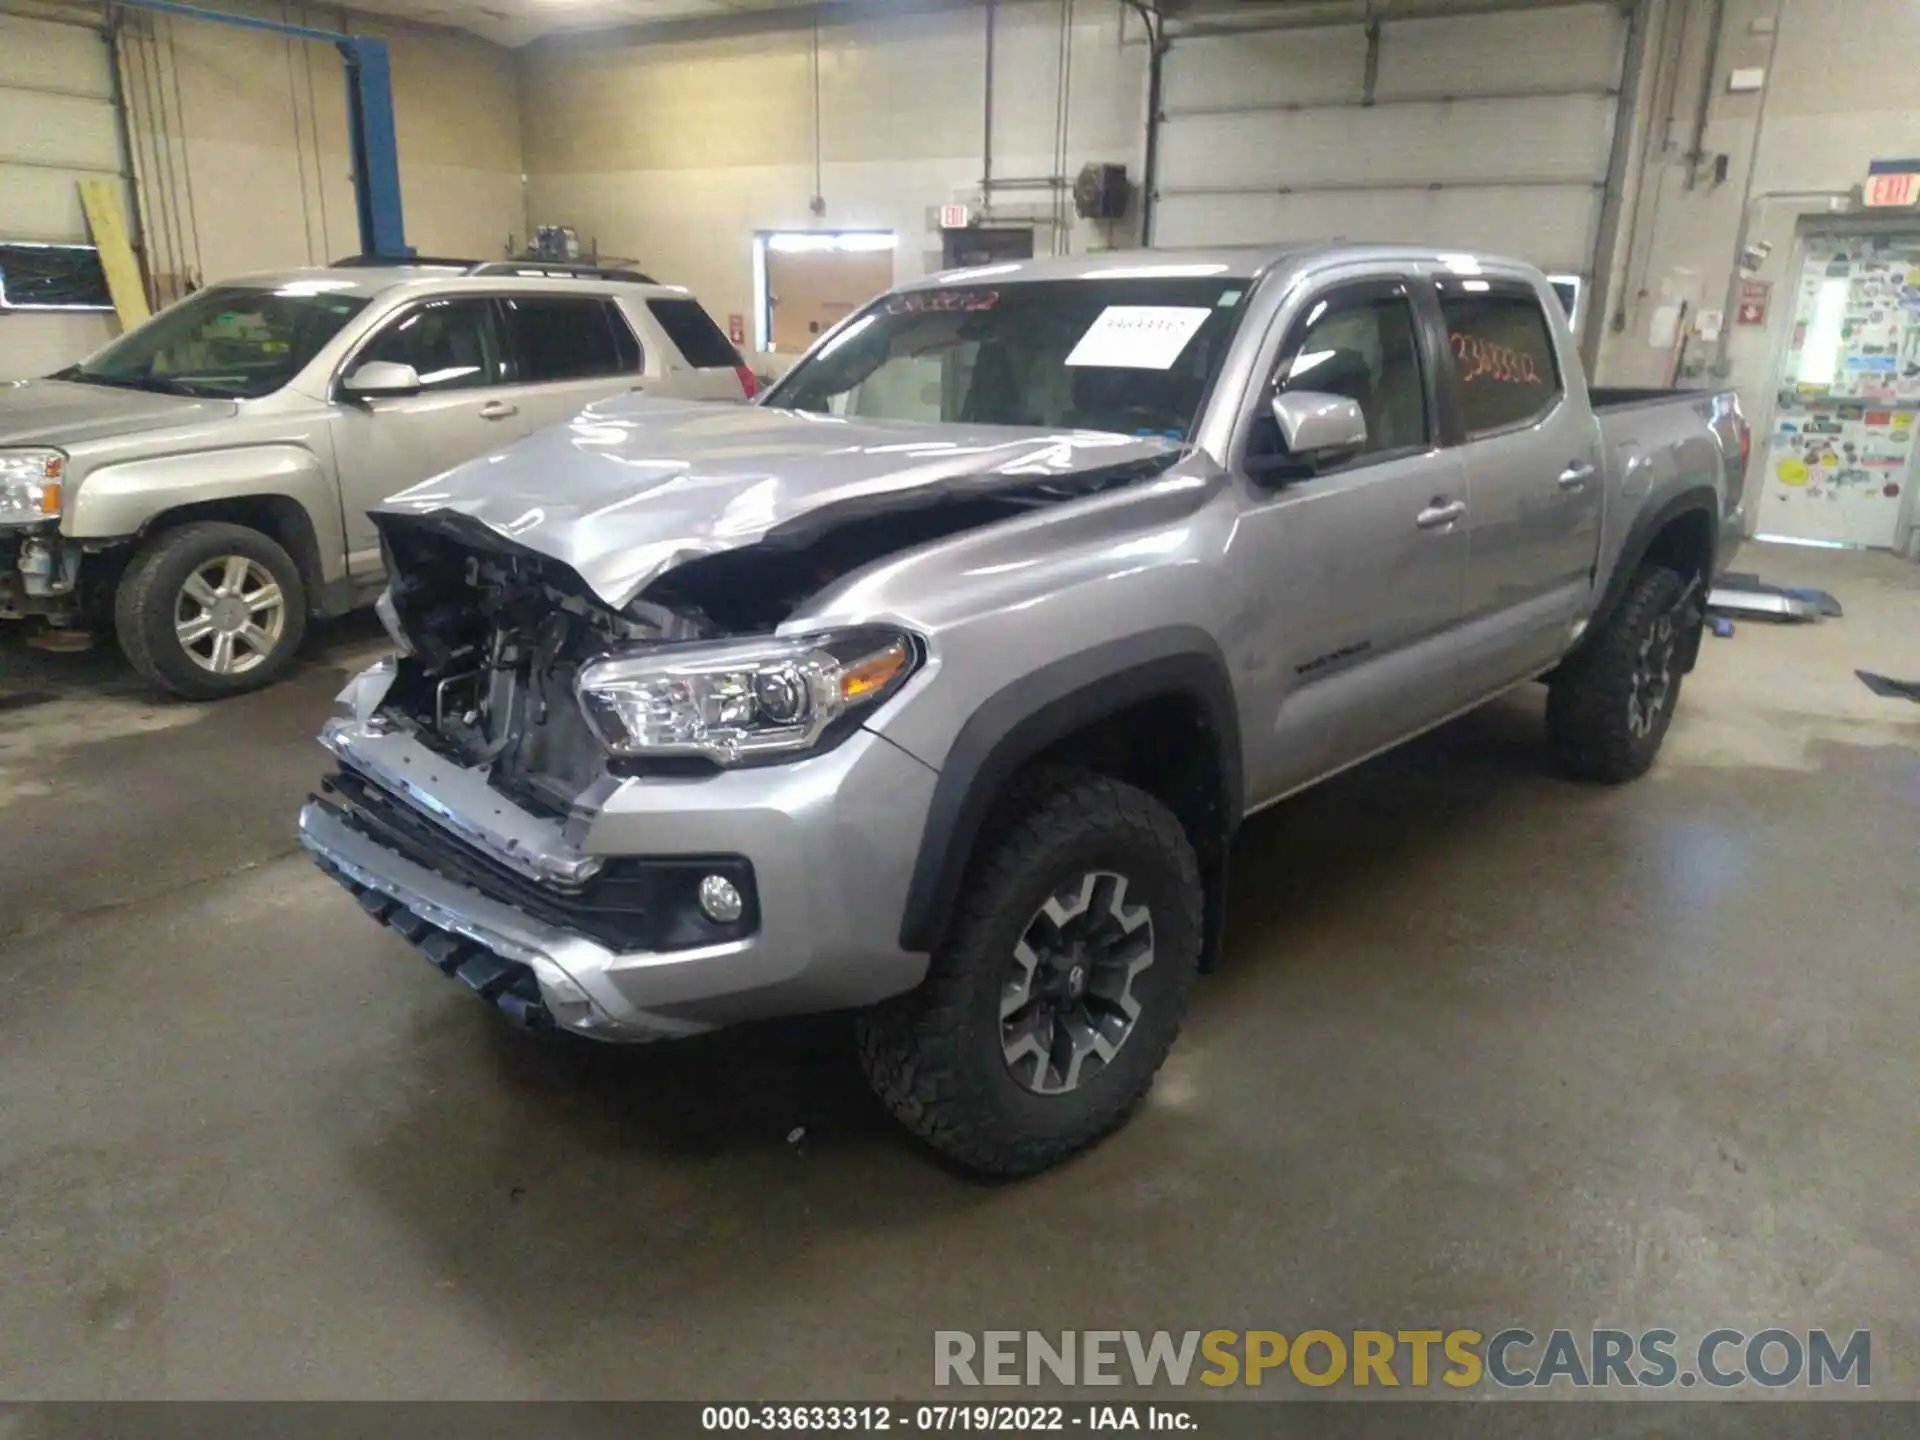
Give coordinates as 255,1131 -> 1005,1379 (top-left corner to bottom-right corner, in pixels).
343,361 -> 422,399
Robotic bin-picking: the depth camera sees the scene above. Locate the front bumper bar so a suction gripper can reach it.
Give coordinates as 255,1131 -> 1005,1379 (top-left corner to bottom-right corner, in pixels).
302,799 -> 716,1040
305,664 -> 940,1041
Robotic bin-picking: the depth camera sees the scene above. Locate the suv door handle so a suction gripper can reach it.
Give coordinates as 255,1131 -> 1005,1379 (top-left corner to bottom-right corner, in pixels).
1558,461 -> 1597,489
479,400 -> 519,421
1416,499 -> 1467,530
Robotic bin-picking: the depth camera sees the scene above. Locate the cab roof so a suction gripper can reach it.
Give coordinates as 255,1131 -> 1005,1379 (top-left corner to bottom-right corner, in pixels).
903,242 -> 1545,289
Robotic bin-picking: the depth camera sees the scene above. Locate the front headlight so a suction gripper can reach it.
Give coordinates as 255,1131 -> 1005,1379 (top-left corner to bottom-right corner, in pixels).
575,627 -> 920,766
0,449 -> 64,526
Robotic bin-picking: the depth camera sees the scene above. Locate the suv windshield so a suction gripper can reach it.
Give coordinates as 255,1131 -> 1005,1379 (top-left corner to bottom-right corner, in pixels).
60,283 -> 369,399
768,275 -> 1253,438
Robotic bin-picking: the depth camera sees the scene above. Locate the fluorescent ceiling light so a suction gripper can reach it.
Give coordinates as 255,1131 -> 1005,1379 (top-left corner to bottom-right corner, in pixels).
1752,533 -> 1861,550
940,262 -> 1025,282
766,232 -> 897,253
1081,263 -> 1229,279
1796,278 -> 1849,387
275,279 -> 359,296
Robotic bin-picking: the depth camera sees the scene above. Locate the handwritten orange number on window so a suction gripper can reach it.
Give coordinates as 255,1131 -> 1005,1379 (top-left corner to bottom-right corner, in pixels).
1449,331 -> 1540,387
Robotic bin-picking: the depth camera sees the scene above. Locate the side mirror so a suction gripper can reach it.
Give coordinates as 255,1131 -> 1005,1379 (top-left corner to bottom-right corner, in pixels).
1271,390 -> 1367,459
342,361 -> 422,399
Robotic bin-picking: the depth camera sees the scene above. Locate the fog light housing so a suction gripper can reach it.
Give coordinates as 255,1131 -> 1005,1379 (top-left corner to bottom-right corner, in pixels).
697,874 -> 745,924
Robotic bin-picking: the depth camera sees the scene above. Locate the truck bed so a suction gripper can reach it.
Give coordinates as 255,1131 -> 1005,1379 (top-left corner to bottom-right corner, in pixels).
1590,386 -> 1715,413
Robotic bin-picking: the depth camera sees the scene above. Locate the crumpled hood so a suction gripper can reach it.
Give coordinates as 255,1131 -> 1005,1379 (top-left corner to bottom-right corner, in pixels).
0,378 -> 238,447
377,396 -> 1187,609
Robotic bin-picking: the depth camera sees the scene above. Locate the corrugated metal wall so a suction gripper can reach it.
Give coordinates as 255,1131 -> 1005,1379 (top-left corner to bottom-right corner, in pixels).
1150,3 -> 1630,284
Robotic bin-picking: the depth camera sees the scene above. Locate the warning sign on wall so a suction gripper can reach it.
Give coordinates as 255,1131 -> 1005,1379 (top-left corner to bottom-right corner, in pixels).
1736,279 -> 1771,326
727,313 -> 745,345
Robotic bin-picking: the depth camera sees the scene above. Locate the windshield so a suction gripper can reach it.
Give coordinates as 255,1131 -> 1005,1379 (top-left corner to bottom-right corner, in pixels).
61,284 -> 369,399
767,276 -> 1253,439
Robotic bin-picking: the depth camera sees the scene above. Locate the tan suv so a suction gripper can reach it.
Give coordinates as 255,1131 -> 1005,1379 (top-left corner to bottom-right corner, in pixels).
0,259 -> 753,697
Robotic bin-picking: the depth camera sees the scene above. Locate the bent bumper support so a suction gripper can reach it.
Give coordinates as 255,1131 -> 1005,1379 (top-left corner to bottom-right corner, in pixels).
299,800 -> 716,1041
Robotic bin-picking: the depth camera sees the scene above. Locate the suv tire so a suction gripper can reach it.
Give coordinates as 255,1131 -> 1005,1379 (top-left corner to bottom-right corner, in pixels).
856,771 -> 1202,1176
115,521 -> 308,700
1546,563 -> 1693,783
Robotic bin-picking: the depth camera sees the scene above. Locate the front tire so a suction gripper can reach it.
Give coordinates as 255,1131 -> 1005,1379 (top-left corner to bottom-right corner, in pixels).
856,772 -> 1202,1177
1547,564 -> 1694,783
114,521 -> 307,699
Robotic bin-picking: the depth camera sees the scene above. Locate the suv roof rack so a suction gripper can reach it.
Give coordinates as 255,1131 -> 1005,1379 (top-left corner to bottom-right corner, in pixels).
328,256 -> 658,284
465,260 -> 658,284
329,254 -> 478,269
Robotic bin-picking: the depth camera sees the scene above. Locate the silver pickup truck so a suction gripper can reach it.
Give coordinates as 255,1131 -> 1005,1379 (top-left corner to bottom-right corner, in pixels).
301,244 -> 1749,1175
0,262 -> 750,697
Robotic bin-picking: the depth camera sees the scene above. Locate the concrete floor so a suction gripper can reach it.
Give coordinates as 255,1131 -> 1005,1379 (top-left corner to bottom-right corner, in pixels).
1,542 -> 1916,1400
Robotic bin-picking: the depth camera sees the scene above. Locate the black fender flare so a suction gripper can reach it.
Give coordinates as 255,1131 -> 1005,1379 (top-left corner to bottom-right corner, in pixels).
896,626 -> 1243,954
1584,486 -> 1720,650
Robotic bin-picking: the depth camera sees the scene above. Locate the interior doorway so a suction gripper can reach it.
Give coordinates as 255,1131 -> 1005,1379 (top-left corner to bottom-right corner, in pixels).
1754,230 -> 1920,550
758,232 -> 896,355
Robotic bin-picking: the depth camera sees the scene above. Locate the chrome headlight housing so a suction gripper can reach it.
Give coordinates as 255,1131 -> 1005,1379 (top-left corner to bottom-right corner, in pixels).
0,449 -> 64,526
575,627 -> 920,766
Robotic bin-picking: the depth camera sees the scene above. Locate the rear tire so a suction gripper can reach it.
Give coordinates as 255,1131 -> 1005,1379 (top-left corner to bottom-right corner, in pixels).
115,521 -> 307,700
856,771 -> 1202,1177
1547,564 -> 1693,783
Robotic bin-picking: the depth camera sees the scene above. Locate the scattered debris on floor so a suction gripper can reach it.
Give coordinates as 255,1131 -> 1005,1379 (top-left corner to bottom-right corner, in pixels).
1856,670 -> 1920,703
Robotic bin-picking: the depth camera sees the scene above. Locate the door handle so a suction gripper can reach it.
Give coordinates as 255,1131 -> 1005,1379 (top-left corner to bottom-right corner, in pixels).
1416,499 -> 1467,530
1558,461 -> 1597,490
479,400 -> 518,421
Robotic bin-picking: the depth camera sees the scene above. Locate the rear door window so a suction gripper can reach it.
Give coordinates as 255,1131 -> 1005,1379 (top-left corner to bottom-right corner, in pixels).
1438,289 -> 1563,436
646,297 -> 743,368
499,296 -> 640,382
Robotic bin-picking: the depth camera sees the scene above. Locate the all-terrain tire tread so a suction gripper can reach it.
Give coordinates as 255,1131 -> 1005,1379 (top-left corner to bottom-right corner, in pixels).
856,770 -> 1201,1177
1546,563 -> 1687,784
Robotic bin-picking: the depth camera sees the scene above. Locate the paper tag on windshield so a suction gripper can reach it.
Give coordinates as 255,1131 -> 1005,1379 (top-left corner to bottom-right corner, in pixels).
1065,306 -> 1212,370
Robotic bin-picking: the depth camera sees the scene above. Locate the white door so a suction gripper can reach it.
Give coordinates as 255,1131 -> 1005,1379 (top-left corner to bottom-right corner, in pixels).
1754,234 -> 1920,549
1149,4 -> 1628,290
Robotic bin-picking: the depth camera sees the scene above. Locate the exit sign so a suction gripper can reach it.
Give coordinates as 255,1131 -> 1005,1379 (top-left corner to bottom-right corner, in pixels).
938,203 -> 971,230
1864,169 -> 1920,207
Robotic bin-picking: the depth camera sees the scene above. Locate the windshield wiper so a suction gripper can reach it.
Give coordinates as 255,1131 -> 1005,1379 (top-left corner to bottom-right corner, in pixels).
61,372 -> 229,398
142,377 -> 235,397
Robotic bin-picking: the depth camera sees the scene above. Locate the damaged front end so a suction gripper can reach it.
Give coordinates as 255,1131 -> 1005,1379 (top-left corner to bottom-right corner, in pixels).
367,514 -> 716,819
302,406 -> 1197,1037
360,508 -> 945,820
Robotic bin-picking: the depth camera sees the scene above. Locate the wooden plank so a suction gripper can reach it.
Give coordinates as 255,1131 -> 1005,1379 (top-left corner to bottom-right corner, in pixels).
77,176 -> 149,330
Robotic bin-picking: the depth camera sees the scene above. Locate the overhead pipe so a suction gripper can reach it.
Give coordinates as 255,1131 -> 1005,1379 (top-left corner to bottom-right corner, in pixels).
1583,0 -> 1655,376
981,0 -> 994,195
1117,0 -> 1163,245
1683,0 -> 1726,189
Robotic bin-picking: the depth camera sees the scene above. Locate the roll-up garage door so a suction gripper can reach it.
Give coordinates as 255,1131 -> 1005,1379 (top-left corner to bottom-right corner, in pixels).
0,11 -> 128,378
1150,3 -> 1629,288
